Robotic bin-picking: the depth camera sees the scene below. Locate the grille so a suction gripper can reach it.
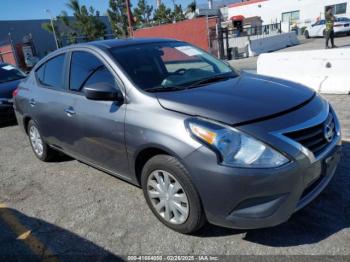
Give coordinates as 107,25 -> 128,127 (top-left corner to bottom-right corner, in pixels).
284,113 -> 335,157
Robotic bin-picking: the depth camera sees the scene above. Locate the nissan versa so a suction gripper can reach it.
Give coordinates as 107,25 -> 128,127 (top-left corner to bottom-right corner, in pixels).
13,39 -> 341,234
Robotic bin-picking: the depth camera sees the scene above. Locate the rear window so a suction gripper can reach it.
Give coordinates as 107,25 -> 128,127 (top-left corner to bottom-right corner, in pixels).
36,54 -> 65,90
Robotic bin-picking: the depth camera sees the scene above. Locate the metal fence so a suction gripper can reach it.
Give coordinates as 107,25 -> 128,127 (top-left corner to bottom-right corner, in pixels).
209,22 -> 282,60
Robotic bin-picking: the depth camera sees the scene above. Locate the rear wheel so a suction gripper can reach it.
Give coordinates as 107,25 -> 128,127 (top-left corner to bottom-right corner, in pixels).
141,155 -> 206,234
27,120 -> 54,162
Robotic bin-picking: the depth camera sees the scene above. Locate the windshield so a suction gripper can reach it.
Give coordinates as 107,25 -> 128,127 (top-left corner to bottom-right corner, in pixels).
110,42 -> 237,92
0,64 -> 26,84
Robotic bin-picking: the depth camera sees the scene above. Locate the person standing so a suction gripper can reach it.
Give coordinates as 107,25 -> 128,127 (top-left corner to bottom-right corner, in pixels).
325,7 -> 337,49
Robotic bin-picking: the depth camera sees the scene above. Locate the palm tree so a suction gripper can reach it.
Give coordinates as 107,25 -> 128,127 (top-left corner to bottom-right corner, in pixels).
186,0 -> 197,15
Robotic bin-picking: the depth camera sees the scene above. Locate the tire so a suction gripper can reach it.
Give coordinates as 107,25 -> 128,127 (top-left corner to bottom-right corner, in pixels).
27,120 -> 54,162
141,154 -> 206,234
304,30 -> 310,39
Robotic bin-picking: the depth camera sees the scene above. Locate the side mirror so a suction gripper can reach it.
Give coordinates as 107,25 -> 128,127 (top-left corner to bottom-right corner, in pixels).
83,83 -> 123,102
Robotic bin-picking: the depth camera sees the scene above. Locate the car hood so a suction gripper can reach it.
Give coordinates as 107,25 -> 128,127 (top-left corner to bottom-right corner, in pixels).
0,79 -> 21,99
156,73 -> 315,125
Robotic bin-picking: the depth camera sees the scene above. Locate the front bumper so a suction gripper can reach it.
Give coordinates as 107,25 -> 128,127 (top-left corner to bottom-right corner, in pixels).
184,140 -> 341,229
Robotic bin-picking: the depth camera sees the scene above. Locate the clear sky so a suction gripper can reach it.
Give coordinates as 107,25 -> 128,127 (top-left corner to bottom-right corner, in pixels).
0,0 -> 210,21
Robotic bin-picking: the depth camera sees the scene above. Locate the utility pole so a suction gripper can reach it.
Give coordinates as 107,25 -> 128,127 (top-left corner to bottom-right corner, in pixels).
8,32 -> 19,66
125,0 -> 134,37
45,9 -> 59,49
208,0 -> 213,9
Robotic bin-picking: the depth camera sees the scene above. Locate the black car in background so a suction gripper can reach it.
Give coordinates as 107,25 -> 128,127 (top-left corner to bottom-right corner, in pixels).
0,63 -> 26,123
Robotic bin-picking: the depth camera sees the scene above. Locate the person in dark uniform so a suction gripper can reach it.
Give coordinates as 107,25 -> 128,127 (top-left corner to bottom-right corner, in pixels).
325,7 -> 337,49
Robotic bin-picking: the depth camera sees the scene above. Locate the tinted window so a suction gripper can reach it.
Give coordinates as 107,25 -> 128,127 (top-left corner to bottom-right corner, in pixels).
110,42 -> 235,91
70,51 -> 115,92
85,67 -> 115,87
36,65 -> 45,83
36,55 -> 65,90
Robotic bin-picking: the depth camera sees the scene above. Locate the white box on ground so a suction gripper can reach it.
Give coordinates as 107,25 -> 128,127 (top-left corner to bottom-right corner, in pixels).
257,48 -> 350,94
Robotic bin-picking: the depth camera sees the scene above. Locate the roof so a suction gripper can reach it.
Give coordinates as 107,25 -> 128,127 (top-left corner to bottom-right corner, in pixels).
228,0 -> 267,8
83,38 -> 179,49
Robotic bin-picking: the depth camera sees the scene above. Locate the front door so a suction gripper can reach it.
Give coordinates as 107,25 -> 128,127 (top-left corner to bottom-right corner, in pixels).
66,50 -> 129,177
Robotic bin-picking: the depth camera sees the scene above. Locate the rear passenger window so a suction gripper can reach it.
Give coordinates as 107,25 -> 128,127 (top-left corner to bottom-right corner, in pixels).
36,55 -> 65,90
69,51 -> 116,92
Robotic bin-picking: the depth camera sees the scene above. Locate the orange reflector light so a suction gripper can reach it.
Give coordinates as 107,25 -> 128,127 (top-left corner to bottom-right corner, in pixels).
191,125 -> 217,144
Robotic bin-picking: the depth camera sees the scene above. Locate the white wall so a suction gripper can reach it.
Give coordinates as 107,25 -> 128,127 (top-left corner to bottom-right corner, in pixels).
257,48 -> 350,94
228,0 -> 350,27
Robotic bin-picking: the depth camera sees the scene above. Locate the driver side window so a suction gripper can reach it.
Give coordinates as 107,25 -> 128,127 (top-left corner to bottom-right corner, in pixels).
69,51 -> 116,92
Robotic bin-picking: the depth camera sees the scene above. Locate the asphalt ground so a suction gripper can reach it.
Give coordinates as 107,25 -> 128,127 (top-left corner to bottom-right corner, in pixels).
0,94 -> 349,261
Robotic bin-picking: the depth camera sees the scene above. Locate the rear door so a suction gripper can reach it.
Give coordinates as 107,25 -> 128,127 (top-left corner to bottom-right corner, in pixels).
31,53 -> 76,150
66,50 -> 129,177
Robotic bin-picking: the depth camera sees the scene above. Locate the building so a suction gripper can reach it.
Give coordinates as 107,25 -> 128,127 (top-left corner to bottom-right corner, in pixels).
227,0 -> 350,27
0,17 -> 112,60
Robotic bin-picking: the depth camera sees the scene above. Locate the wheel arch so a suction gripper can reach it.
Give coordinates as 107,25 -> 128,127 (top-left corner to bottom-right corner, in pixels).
133,144 -> 187,186
23,115 -> 32,134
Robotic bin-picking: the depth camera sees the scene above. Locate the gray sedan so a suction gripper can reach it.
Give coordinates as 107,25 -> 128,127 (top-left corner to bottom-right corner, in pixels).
13,39 -> 341,233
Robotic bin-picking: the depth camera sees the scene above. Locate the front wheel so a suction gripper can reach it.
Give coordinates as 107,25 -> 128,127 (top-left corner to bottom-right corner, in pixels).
141,155 -> 206,234
304,30 -> 310,39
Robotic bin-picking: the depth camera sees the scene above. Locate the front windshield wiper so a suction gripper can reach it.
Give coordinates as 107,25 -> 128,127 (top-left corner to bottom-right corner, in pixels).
144,73 -> 237,93
144,86 -> 187,93
185,73 -> 237,89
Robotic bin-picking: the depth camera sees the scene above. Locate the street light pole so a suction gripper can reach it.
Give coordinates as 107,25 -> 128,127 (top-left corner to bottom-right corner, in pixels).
45,9 -> 59,49
125,0 -> 134,37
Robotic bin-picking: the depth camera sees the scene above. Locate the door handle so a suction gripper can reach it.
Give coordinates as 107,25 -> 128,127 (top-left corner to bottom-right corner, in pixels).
29,99 -> 36,106
64,107 -> 76,116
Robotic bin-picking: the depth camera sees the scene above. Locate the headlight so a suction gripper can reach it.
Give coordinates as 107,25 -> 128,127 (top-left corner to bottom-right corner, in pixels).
186,118 -> 289,168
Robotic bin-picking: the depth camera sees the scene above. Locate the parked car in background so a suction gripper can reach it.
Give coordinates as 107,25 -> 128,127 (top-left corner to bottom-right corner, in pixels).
0,63 -> 26,123
13,39 -> 341,234
304,17 -> 350,38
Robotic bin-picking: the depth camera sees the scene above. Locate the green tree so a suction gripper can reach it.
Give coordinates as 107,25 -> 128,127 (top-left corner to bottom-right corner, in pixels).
134,0 -> 153,26
107,0 -> 129,38
171,4 -> 185,22
66,0 -> 106,41
41,11 -> 75,46
153,3 -> 172,24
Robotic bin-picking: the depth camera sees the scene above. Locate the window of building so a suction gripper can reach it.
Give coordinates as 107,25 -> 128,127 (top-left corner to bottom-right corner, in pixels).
326,3 -> 347,15
282,10 -> 300,24
36,54 -> 65,90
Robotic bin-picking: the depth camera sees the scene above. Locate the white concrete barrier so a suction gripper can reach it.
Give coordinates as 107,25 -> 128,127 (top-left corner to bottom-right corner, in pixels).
248,32 -> 299,57
257,48 -> 350,94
